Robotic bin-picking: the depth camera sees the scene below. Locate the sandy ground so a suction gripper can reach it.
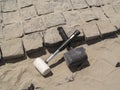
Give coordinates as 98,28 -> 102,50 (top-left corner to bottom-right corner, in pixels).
1,34 -> 120,90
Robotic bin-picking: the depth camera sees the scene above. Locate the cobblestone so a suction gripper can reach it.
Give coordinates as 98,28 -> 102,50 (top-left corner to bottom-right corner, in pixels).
0,24 -> 3,44
3,11 -> 20,25
1,38 -> 24,59
35,0 -> 53,15
44,27 -> 62,45
18,0 -> 33,8
3,23 -> 23,40
0,13 -> 2,23
71,0 -> 88,10
113,5 -> 120,14
22,32 -> 43,53
80,8 -> 98,22
43,12 -> 66,28
2,0 -> 17,12
102,0 -> 115,5
82,22 -> 100,40
20,6 -> 36,20
97,20 -> 116,36
63,11 -> 83,26
109,15 -> 120,29
86,0 -> 104,7
102,5 -> 116,18
0,2 -> 2,22
51,0 -> 72,12
63,25 -> 84,37
92,7 -> 107,20
23,17 -> 46,34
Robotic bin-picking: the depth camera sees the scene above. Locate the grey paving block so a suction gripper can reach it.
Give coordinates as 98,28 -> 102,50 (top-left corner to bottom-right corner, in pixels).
63,11 -> 84,26
51,0 -> 72,12
92,7 -> 107,20
0,50 -> 1,60
0,25 -> 3,44
86,0 -> 104,7
112,0 -> 120,5
18,0 -> 33,8
0,2 -> 1,12
102,0 -> 115,5
1,38 -> 25,59
71,0 -> 88,10
44,27 -> 63,45
20,6 -> 36,20
113,5 -> 120,14
0,13 -> 2,23
3,11 -> 20,25
97,20 -> 116,36
82,22 -> 100,40
0,3 -> 2,22
2,0 -> 17,12
22,32 -> 43,53
102,5 -> 116,18
62,25 -> 84,37
23,17 -> 46,34
80,8 -> 98,22
3,23 -> 24,40
109,15 -> 120,29
43,12 -> 66,28
35,0 -> 53,15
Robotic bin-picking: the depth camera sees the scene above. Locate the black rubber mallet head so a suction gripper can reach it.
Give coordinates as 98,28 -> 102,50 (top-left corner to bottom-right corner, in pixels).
57,27 -> 88,68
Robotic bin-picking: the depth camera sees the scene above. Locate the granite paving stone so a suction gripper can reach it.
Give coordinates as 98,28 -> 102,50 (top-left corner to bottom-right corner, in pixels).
2,0 -> 17,12
80,8 -> 98,22
68,25 -> 84,37
102,5 -> 116,18
112,0 -> 120,5
109,15 -> 120,29
35,0 -> 53,15
82,22 -> 100,40
63,11 -> 83,26
18,0 -> 33,8
86,0 -> 104,7
20,6 -> 36,20
92,7 -> 107,20
22,32 -> 43,53
96,20 -> 116,36
43,12 -> 66,28
113,5 -> 120,14
23,17 -> 46,34
3,11 -> 20,25
0,3 -> 2,23
102,0 -> 115,5
0,24 -> 3,44
51,0 -> 72,12
1,38 -> 24,59
44,27 -> 63,45
62,25 -> 84,38
0,12 -> 2,23
71,0 -> 88,10
3,23 -> 24,40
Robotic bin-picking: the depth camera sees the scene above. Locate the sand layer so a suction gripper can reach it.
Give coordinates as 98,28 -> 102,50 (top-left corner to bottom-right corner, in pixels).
0,34 -> 120,90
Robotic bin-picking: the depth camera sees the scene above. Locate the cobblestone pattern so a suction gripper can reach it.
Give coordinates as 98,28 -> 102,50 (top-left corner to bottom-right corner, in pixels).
0,0 -> 120,60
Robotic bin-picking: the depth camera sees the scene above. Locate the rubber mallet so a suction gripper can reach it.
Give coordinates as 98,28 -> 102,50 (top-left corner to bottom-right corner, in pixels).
33,30 -> 80,76
57,27 -> 88,68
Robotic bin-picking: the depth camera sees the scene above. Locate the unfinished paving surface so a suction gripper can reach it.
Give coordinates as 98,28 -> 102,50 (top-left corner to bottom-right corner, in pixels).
0,0 -> 120,89
0,0 -> 120,59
